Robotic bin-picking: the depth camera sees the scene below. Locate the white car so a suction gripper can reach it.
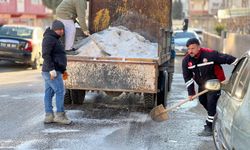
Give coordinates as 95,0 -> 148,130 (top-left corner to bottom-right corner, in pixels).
173,30 -> 200,55
211,51 -> 250,150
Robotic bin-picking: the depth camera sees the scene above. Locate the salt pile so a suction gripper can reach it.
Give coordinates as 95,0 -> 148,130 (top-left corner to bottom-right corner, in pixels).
76,26 -> 158,58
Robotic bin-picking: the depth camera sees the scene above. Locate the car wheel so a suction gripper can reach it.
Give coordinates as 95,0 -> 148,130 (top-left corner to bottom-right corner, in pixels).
213,114 -> 225,150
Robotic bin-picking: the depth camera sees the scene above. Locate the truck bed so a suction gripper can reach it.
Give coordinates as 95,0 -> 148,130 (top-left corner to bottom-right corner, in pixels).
65,56 -> 158,93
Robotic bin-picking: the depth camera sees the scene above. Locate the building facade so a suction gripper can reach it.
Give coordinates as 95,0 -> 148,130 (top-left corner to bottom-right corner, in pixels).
188,0 -> 223,33
0,0 -> 52,27
188,0 -> 250,34
218,0 -> 250,34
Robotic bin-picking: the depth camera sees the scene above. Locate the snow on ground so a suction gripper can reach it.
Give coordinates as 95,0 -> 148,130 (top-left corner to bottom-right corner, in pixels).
76,26 -> 158,58
42,128 -> 80,134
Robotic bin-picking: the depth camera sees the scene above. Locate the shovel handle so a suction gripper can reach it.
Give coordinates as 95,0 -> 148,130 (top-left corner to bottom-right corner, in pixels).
89,36 -> 111,56
166,89 -> 209,112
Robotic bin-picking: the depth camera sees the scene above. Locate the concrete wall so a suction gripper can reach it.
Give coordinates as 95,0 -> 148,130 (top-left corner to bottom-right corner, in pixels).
203,32 -> 250,58
224,33 -> 250,57
202,31 -> 223,51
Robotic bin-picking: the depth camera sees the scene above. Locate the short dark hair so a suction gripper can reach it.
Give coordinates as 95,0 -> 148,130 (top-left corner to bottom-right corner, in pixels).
186,38 -> 200,47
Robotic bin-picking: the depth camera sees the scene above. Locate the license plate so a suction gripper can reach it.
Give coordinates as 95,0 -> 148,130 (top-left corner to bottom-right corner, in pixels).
0,42 -> 18,48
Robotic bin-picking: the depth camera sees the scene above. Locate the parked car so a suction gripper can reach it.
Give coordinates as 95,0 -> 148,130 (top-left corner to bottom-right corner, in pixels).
0,24 -> 44,69
173,30 -> 200,55
211,51 -> 250,150
189,27 -> 203,41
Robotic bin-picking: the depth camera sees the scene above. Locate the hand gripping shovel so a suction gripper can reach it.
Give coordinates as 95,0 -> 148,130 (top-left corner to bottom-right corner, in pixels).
150,79 -> 222,122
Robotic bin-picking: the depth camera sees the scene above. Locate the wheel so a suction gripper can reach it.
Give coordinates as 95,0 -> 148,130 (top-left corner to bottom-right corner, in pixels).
168,57 -> 175,91
157,70 -> 168,106
212,114 -> 225,150
64,89 -> 72,104
71,89 -> 86,105
31,55 -> 41,70
168,72 -> 173,91
144,93 -> 156,109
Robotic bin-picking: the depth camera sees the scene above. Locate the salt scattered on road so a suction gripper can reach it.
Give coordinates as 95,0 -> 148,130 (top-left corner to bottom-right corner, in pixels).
42,128 -> 80,134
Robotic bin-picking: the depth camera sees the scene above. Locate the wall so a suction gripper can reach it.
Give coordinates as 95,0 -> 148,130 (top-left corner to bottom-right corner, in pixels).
202,31 -> 223,51
203,32 -> 250,57
224,33 -> 250,57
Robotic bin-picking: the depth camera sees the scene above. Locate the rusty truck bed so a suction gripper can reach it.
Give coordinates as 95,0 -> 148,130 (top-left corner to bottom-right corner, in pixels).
65,0 -> 172,94
65,56 -> 158,93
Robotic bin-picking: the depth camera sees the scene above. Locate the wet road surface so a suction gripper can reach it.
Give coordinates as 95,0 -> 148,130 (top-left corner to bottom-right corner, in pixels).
0,57 -> 234,150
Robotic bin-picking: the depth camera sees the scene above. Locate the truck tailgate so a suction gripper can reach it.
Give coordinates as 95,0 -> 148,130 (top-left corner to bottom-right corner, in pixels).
65,56 -> 158,93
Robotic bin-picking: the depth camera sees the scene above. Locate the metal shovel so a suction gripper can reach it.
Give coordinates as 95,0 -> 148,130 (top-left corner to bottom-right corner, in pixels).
89,36 -> 111,56
150,79 -> 222,122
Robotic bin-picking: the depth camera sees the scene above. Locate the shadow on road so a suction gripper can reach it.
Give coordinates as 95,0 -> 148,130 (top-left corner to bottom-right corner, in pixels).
0,60 -> 35,73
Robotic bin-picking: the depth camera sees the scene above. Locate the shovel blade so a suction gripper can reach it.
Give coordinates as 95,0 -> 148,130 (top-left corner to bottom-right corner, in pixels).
150,104 -> 168,122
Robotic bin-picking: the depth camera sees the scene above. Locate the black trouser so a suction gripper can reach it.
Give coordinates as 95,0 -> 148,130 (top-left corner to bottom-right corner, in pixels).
198,89 -> 221,128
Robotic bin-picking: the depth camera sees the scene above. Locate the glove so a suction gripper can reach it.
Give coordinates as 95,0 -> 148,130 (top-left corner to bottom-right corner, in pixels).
63,71 -> 68,80
83,30 -> 90,36
49,70 -> 57,80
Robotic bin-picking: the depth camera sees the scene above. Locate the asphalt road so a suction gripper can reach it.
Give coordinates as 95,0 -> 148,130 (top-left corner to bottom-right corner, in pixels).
0,57 -> 229,150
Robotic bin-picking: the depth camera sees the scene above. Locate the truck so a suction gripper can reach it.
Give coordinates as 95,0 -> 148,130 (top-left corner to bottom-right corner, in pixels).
64,0 -> 174,110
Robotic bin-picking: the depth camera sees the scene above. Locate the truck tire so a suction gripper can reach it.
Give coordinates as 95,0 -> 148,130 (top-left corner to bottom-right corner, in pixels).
157,70 -> 168,106
144,93 -> 156,109
64,89 -> 72,104
168,72 -> 173,91
71,89 -> 86,105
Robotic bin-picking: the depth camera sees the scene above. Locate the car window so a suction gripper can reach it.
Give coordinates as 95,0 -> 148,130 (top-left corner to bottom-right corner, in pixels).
173,32 -> 196,39
0,26 -> 33,39
233,59 -> 250,99
227,57 -> 249,99
227,58 -> 245,92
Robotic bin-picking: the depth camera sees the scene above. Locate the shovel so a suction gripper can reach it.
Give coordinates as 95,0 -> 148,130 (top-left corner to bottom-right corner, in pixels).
88,36 -> 111,56
150,79 -> 223,122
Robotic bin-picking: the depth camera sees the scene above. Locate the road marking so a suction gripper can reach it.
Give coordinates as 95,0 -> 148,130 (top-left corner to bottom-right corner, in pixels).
42,128 -> 80,133
0,95 -> 9,98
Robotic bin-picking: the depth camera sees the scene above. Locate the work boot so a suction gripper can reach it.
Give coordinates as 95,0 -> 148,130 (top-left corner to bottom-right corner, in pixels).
66,48 -> 78,55
44,113 -> 54,124
54,112 -> 72,125
66,50 -> 78,55
198,125 -> 213,136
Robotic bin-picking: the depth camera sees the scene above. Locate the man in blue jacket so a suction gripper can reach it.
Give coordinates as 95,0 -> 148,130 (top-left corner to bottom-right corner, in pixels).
41,20 -> 71,125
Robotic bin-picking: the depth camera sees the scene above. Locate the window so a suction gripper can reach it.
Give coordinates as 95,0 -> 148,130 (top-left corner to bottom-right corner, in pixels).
233,59 -> 250,99
0,26 -> 33,39
173,32 -> 197,39
31,0 -> 42,5
0,0 -> 9,3
227,57 -> 246,93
